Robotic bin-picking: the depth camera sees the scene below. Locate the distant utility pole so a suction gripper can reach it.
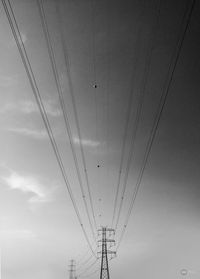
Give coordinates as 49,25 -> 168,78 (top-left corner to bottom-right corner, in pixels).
98,227 -> 116,279
69,259 -> 76,279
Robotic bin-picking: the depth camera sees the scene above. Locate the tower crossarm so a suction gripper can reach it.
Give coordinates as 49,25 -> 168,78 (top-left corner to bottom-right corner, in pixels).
98,239 -> 115,243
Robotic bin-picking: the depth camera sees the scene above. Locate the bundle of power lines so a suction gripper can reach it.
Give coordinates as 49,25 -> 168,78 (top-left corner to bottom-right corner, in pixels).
1,0 -> 195,277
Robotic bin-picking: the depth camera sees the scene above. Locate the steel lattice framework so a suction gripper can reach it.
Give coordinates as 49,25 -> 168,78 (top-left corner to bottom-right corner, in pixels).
69,260 -> 76,279
98,227 -> 116,279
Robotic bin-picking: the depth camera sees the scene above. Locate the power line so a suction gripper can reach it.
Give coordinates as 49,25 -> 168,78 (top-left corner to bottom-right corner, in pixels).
76,248 -> 91,266
113,0 -> 161,232
111,0 -> 145,228
55,0 -> 98,231
36,0 -> 97,243
76,254 -> 94,272
79,268 -> 99,278
77,258 -> 99,277
1,0 -> 96,259
75,238 -> 97,266
116,0 -> 196,250
91,0 -> 98,154
76,246 -> 98,271
105,0 -> 111,214
91,0 -> 97,85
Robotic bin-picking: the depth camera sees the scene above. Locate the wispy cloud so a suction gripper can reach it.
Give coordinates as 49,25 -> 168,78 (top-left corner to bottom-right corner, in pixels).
0,99 -> 61,117
1,168 -> 59,211
3,172 -> 46,200
7,127 -> 48,140
73,137 -> 100,148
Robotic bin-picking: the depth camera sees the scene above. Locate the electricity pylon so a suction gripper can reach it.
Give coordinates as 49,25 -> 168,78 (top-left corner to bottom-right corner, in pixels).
98,227 -> 116,279
69,259 -> 76,279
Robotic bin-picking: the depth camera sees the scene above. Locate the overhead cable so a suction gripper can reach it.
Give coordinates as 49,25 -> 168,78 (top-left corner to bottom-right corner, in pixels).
116,0 -> 196,250
1,0 -> 96,259
106,0 -> 111,213
111,0 -> 145,228
76,248 -> 91,266
76,253 -> 94,272
91,0 -> 98,151
76,244 -> 98,271
79,268 -> 99,278
55,0 -> 98,231
114,0 -> 161,232
36,0 -> 97,243
77,258 -> 99,277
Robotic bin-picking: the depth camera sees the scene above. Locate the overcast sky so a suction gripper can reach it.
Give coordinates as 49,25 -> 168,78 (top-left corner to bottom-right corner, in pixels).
0,0 -> 200,278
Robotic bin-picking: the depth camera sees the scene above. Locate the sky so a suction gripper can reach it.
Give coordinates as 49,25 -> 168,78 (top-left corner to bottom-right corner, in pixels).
0,0 -> 200,278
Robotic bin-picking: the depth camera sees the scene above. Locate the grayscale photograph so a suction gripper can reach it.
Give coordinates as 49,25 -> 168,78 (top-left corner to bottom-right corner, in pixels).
0,0 -> 199,278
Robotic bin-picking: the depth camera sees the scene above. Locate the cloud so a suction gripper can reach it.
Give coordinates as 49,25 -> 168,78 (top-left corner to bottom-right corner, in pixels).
1,168 -> 59,211
3,172 -> 46,200
73,137 -> 100,147
0,99 -> 61,117
7,127 -> 48,140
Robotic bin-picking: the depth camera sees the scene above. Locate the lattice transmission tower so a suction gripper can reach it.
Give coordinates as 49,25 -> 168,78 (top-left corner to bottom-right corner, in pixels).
98,227 -> 116,279
68,259 -> 76,279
